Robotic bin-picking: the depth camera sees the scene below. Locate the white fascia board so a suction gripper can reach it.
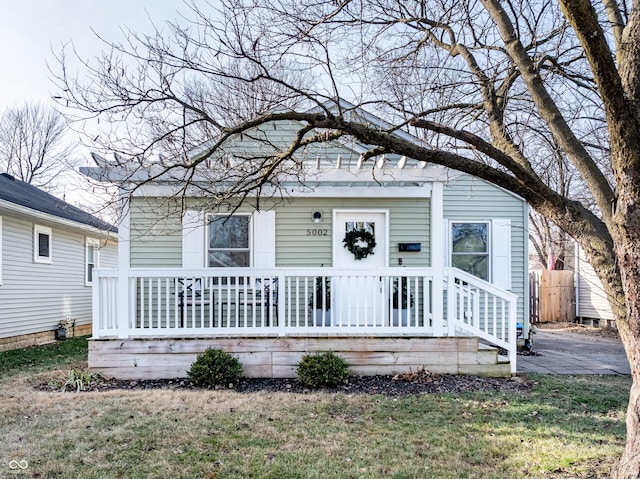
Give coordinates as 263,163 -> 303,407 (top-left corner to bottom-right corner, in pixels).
128,166 -> 452,198
0,199 -> 116,239
132,182 -> 432,198
302,166 -> 455,182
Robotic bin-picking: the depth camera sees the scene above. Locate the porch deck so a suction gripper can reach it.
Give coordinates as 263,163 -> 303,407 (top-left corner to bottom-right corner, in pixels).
91,267 -> 518,378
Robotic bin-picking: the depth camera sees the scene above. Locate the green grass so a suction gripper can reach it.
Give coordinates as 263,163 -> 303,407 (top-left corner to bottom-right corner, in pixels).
0,335 -> 89,377
0,340 -> 631,478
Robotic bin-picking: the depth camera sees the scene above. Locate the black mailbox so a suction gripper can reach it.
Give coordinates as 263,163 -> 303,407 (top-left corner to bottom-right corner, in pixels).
399,243 -> 421,252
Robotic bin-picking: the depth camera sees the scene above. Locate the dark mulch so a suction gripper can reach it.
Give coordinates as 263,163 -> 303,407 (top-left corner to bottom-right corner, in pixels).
38,369 -> 531,397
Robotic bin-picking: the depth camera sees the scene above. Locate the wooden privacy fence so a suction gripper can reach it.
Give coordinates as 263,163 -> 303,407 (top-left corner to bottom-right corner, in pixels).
530,270 -> 575,323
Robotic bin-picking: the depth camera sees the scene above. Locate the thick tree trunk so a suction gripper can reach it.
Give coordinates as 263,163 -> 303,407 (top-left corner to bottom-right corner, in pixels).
608,119 -> 640,477
614,380 -> 640,478
611,255 -> 640,478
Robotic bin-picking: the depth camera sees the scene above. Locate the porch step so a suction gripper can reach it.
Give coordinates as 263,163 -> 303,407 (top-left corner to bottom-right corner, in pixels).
459,342 -> 511,377
89,336 -> 513,380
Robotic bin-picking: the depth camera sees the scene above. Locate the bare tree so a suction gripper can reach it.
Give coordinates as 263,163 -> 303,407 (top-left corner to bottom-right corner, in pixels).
54,1 -> 640,475
0,102 -> 76,191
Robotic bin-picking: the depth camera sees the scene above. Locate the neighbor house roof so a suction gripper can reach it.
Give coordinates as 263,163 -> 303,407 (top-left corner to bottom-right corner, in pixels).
0,172 -> 116,233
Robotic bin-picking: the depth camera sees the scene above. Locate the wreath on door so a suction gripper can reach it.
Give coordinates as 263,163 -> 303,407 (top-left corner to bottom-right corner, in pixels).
343,228 -> 377,260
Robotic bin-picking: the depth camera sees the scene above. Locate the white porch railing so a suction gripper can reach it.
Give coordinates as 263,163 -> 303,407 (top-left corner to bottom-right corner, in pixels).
92,267 -> 518,372
445,267 -> 518,372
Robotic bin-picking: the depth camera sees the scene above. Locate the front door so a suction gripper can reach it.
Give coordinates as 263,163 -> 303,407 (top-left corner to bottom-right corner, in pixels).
333,211 -> 388,326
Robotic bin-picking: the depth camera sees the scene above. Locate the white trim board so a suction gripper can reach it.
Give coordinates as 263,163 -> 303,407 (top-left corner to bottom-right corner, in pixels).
131,183 -> 433,198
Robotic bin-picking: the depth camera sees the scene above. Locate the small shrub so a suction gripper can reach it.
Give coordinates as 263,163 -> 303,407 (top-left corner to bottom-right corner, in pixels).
49,368 -> 103,392
188,348 -> 243,388
296,352 -> 349,388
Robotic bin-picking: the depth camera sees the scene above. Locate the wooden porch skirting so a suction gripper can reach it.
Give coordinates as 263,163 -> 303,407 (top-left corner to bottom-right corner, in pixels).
89,336 -> 510,379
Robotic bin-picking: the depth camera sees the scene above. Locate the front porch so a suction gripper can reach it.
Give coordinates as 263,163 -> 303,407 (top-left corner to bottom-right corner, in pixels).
91,267 -> 518,378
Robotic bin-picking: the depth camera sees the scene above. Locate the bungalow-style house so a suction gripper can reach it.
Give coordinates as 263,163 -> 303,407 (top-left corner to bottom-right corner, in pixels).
0,173 -> 117,351
83,110 -> 529,379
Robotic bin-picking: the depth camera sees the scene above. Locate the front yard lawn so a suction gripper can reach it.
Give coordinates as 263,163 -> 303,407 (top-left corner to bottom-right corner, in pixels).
0,338 -> 630,478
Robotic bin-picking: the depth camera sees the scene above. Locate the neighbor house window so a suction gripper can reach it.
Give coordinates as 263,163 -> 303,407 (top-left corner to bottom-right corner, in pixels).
207,215 -> 250,267
34,224 -> 52,264
86,238 -> 100,286
451,222 -> 489,280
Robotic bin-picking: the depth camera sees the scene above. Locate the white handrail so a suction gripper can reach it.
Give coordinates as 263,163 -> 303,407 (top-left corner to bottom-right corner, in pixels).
445,267 -> 518,374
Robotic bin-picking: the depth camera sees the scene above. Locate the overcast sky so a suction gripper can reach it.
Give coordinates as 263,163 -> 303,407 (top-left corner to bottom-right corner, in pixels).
0,2 -> 192,208
0,1 -> 185,107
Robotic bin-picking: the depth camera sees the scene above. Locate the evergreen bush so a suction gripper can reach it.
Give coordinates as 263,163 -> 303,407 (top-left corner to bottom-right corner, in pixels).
296,351 -> 349,388
188,348 -> 243,387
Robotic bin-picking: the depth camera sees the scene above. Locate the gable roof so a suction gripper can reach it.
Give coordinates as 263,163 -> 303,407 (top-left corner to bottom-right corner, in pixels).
0,173 -> 116,232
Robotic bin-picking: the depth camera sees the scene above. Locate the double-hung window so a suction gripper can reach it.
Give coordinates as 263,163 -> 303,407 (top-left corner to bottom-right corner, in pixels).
86,238 -> 100,286
34,224 -> 52,264
451,222 -> 489,281
207,215 -> 250,267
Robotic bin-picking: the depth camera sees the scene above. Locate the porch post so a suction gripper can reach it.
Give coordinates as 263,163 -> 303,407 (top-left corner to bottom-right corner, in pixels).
117,192 -> 131,339
431,182 -> 445,336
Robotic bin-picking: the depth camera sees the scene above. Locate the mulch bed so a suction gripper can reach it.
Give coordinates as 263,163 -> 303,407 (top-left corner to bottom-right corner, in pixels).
38,369 -> 531,396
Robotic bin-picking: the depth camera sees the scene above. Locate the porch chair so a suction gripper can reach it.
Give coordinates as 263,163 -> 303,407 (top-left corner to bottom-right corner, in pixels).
254,277 -> 279,326
177,277 -> 210,327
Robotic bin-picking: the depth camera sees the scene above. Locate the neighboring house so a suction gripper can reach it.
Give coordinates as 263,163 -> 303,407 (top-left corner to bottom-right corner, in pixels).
529,241 -> 617,328
83,108 -> 528,379
0,173 -> 117,351
574,245 -> 616,328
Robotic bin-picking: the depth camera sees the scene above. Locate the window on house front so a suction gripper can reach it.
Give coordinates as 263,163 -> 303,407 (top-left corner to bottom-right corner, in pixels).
34,224 -> 52,264
451,222 -> 489,281
207,215 -> 250,267
86,238 -> 100,285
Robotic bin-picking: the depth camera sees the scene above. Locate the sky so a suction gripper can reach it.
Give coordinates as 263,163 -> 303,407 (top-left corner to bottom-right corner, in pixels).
0,2 -> 191,209
0,1 -> 185,107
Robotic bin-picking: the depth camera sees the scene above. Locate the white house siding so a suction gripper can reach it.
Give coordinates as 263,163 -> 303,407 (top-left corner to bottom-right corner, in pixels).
99,240 -> 118,269
443,174 -> 528,324
128,196 -> 430,268
0,214 -> 117,339
575,245 -> 615,323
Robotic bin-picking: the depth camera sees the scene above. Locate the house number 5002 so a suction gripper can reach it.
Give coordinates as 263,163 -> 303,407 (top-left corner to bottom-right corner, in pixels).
307,229 -> 329,236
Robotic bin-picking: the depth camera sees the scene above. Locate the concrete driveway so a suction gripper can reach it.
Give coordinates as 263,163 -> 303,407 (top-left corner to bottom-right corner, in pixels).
517,329 -> 631,375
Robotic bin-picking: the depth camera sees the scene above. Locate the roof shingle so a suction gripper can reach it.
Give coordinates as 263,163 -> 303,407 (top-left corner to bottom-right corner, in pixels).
0,173 -> 117,232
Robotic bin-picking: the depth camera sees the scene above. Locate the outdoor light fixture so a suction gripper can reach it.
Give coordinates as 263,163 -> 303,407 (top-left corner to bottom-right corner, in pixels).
312,211 -> 322,223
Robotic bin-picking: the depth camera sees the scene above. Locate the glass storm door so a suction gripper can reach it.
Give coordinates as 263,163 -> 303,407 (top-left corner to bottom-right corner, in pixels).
332,211 -> 387,326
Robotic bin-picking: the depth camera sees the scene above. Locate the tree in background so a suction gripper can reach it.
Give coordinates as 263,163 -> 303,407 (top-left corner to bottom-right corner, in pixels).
54,1 -> 640,475
0,102 -> 75,191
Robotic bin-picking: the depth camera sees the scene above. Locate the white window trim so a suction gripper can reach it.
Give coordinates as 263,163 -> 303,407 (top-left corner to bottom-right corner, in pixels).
449,220 -> 491,281
33,224 -> 52,264
85,237 -> 100,286
206,213 -> 253,268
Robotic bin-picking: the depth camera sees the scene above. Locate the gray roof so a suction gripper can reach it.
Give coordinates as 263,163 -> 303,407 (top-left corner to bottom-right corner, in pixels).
0,173 -> 117,232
